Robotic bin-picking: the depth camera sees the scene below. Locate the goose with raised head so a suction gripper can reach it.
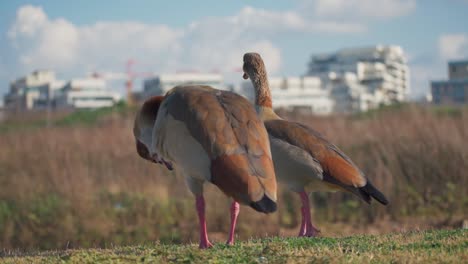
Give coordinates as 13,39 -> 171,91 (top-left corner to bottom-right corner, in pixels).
242,52 -> 388,237
133,85 -> 277,248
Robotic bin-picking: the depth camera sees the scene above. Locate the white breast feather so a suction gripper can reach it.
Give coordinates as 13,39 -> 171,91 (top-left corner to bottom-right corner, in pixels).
152,108 -> 211,182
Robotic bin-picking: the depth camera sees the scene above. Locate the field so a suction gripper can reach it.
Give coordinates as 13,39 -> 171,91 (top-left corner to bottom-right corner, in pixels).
2,229 -> 467,263
0,103 -> 467,252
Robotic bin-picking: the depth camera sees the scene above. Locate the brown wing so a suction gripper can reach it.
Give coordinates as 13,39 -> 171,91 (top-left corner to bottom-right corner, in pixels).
163,85 -> 277,212
265,119 -> 388,205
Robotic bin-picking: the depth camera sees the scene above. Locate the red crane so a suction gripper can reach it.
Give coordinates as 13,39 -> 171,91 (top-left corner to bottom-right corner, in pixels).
92,62 -> 242,105
125,59 -> 155,105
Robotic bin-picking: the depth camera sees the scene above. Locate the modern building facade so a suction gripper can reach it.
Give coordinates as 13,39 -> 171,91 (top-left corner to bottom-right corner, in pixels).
4,71 -> 122,111
431,60 -> 468,104
239,72 -> 378,115
143,73 -> 225,97
322,72 -> 377,113
307,45 -> 410,106
270,77 -> 334,114
448,60 -> 468,80
54,78 -> 121,109
4,70 -> 63,112
239,76 -> 335,115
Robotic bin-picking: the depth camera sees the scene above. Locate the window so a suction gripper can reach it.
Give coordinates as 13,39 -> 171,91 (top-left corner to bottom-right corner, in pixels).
454,86 -> 464,100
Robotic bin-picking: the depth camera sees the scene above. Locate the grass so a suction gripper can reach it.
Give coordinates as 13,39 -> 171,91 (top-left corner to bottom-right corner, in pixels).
0,101 -> 131,133
1,229 -> 466,263
54,101 -> 130,126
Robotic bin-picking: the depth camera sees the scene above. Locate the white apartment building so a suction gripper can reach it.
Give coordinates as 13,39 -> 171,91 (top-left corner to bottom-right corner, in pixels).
4,71 -> 122,111
4,70 -> 64,111
239,76 -> 335,115
143,73 -> 225,97
239,73 -> 379,115
269,77 -> 334,114
323,72 -> 377,113
308,45 -> 409,106
54,78 -> 121,109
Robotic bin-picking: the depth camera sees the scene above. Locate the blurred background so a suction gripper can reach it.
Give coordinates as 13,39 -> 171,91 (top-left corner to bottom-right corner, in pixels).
0,0 -> 467,250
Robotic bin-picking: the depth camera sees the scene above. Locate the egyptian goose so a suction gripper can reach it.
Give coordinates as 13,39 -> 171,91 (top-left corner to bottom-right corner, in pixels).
242,53 -> 388,237
133,85 -> 277,248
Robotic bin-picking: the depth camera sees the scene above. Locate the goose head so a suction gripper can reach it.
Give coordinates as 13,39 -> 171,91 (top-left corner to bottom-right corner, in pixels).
133,96 -> 173,170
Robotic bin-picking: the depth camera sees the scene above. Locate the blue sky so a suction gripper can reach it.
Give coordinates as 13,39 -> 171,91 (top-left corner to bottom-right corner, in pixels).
1,0 -> 468,99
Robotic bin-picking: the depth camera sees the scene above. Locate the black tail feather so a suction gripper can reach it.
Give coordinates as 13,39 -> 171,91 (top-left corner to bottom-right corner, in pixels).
359,182 -> 389,205
250,194 -> 277,213
323,172 -> 388,205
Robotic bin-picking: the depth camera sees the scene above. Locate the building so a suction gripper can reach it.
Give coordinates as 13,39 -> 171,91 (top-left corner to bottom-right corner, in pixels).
239,76 -> 334,115
3,71 -> 122,112
239,72 -> 384,115
431,60 -> 468,104
142,73 -> 225,97
323,72 -> 377,113
4,70 -> 63,112
448,60 -> 468,80
269,77 -> 333,114
236,45 -> 409,114
307,45 -> 410,106
54,78 -> 121,109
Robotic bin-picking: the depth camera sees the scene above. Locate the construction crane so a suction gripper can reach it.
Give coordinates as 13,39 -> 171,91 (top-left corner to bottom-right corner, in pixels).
90,59 -> 154,106
91,62 -> 243,106
125,59 -> 155,106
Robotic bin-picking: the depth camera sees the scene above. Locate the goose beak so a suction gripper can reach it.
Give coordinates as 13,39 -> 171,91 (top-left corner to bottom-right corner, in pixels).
162,160 -> 174,171
243,72 -> 249,80
151,153 -> 162,164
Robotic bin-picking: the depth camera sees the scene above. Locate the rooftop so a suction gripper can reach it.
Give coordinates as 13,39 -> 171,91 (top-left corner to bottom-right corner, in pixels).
448,60 -> 468,65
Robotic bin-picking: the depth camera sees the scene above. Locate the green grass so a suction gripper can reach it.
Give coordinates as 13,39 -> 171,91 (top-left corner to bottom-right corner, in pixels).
2,229 -> 466,263
0,101 -> 132,133
54,101 -> 130,126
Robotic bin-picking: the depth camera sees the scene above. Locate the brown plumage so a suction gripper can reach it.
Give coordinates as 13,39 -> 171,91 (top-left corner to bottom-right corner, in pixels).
265,119 -> 388,204
242,52 -> 388,237
133,85 -> 277,248
160,85 -> 277,206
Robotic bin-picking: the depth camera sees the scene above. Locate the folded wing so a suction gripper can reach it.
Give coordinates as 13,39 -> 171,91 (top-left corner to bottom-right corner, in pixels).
265,119 -> 388,205
163,85 -> 277,211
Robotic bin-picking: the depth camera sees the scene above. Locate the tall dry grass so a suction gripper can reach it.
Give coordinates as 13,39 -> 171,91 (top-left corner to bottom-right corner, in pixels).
0,105 -> 467,250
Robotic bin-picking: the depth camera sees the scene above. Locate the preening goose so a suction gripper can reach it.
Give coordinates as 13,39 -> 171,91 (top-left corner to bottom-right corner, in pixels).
133,96 -> 173,170
133,85 -> 277,248
242,52 -> 388,237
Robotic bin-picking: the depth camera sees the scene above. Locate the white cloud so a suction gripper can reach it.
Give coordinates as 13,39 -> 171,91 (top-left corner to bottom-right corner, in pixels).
8,5 -> 47,38
7,6 -> 293,84
7,3 -> 371,87
308,0 -> 416,19
229,6 -> 307,33
8,6 -> 183,76
310,21 -> 366,33
438,34 -> 468,61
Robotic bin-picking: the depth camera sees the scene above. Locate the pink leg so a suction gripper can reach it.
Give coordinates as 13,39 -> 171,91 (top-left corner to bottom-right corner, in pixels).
299,191 -> 320,237
226,201 -> 240,245
298,207 -> 307,237
196,196 -> 213,249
